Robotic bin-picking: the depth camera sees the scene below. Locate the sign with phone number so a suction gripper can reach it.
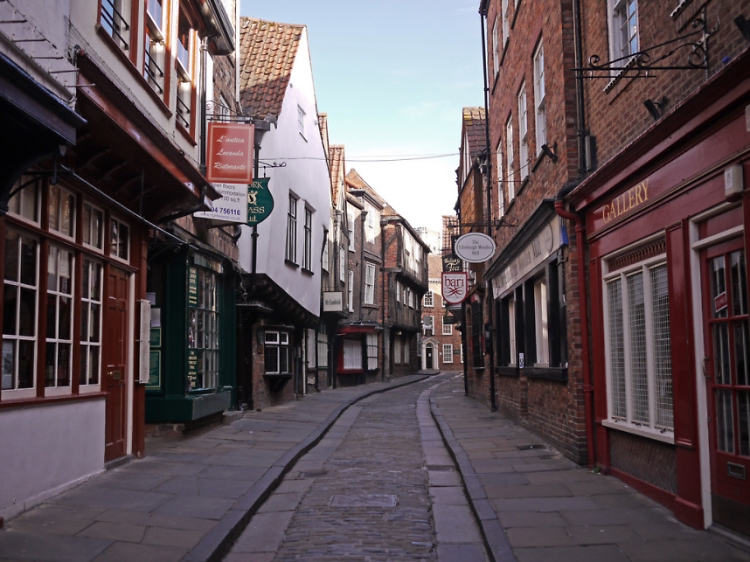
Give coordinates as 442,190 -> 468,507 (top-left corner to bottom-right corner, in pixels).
194,182 -> 247,225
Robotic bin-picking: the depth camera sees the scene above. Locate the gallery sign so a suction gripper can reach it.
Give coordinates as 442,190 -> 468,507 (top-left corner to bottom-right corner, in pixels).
442,254 -> 462,272
206,122 -> 254,183
455,233 -> 496,263
194,182 -> 247,225
442,272 -> 468,305
247,178 -> 274,226
323,291 -> 343,312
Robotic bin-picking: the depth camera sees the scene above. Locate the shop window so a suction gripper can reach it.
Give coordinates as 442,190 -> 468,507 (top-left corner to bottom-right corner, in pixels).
394,336 -> 402,364
533,40 -> 546,154
348,270 -> 354,312
609,0 -> 639,64
188,267 -> 220,390
470,300 -> 484,369
534,277 -> 549,365
317,326 -> 328,368
518,82 -> 529,182
2,231 -> 38,393
506,117 -> 515,201
442,318 -> 453,336
7,176 -> 40,224
45,246 -> 74,391
443,344 -> 454,363
264,330 -> 290,374
100,0 -> 132,51
366,333 -> 378,370
49,184 -> 76,239
364,263 -> 376,304
303,208 -> 312,271
80,259 -> 103,386
423,290 -> 433,307
343,339 -> 361,370
110,217 -> 130,262
604,256 -> 673,434
348,211 -> 355,251
286,195 -> 297,263
82,203 -> 104,251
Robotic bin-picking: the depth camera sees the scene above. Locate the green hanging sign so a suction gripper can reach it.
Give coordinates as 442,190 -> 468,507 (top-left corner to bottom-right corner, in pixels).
247,178 -> 274,226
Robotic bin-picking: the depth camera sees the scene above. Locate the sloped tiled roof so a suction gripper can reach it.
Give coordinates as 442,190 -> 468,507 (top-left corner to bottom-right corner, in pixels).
345,169 -> 389,210
239,18 -> 305,119
318,113 -> 329,157
463,107 -> 487,159
329,145 -> 345,207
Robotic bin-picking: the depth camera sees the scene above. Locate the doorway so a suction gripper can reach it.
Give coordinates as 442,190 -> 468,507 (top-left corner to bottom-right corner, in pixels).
104,266 -> 129,461
701,238 -> 750,535
426,344 -> 434,370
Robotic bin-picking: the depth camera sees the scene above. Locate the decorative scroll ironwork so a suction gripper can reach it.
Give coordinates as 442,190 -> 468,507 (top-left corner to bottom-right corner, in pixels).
206,100 -> 253,123
573,10 -> 716,82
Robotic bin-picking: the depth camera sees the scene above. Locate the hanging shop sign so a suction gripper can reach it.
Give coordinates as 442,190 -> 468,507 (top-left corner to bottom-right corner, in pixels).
323,291 -> 344,312
206,122 -> 254,183
454,233 -> 496,263
194,182 -> 248,225
247,178 -> 274,226
442,254 -> 462,272
442,272 -> 469,305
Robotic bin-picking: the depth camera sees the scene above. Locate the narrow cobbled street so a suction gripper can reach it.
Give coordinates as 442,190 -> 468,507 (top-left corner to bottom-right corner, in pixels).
226,373 -> 488,561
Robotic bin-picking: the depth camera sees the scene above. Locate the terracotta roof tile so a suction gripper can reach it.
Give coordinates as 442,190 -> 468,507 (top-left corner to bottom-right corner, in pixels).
463,107 -> 487,159
329,145 -> 345,206
239,18 -> 305,119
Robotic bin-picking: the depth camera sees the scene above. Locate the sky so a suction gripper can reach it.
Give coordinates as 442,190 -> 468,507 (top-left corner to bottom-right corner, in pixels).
240,0 -> 485,232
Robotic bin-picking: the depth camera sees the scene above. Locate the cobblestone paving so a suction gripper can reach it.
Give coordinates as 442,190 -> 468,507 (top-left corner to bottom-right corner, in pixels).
227,374 -> 459,562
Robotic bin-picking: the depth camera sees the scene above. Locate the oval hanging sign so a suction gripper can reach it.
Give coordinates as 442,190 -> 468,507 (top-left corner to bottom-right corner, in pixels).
454,232 -> 496,263
247,178 -> 274,226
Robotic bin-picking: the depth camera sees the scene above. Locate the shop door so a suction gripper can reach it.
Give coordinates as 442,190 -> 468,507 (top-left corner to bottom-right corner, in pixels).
104,266 -> 129,461
701,239 -> 750,535
426,345 -> 433,369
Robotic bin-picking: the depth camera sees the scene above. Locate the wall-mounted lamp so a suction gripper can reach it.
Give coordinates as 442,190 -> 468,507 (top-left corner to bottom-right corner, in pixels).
735,15 -> 750,43
644,97 -> 669,121
541,142 -> 558,163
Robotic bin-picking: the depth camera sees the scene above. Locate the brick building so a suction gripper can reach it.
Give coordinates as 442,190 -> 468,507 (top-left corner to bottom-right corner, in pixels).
475,0 -> 750,535
421,254 -> 464,371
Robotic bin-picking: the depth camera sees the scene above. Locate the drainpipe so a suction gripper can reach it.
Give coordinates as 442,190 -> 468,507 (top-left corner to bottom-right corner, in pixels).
572,0 -> 587,177
381,218 -> 387,382
479,5 -> 497,412
554,184 -> 595,467
359,209 -> 367,322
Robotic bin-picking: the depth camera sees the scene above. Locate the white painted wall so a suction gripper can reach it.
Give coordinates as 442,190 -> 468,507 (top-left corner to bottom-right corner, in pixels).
238,28 -> 331,317
0,398 -> 106,520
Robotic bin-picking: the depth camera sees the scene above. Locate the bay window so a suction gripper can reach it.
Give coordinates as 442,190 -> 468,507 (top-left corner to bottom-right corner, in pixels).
188,266 -> 219,390
265,331 -> 290,374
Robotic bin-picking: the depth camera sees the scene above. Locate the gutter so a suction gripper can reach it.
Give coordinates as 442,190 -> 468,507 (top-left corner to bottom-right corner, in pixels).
554,182 -> 595,467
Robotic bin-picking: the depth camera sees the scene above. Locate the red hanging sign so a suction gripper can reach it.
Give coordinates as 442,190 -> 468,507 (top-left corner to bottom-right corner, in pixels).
442,272 -> 468,305
206,123 -> 254,183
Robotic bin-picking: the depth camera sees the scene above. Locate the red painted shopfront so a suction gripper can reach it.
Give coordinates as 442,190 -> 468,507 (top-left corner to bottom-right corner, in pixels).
567,52 -> 750,534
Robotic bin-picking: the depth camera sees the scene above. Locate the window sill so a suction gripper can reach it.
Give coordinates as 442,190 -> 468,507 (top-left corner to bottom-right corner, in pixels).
532,150 -> 545,172
510,0 -> 522,29
496,366 -> 519,377
285,259 -> 299,269
601,419 -> 675,445
301,267 -> 314,276
0,391 -> 107,410
517,175 -> 530,196
363,303 -> 378,309
177,121 -> 197,147
523,366 -> 567,382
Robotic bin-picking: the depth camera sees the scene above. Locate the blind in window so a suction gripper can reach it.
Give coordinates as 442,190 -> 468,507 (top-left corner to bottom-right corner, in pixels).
343,339 -> 362,370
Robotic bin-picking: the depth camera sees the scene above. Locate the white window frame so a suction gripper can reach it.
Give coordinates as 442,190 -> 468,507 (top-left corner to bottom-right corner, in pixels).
343,338 -> 362,370
110,217 -> 130,263
49,184 -> 76,241
424,315 -> 434,334
506,117 -> 515,201
303,207 -> 313,271
366,333 -> 378,370
423,290 -> 434,307
492,17 -> 500,77
602,252 -> 674,443
533,40 -> 546,154
348,211 -> 355,252
348,270 -> 354,312
82,201 -> 105,253
608,0 -> 639,67
518,82 -> 529,182
286,195 -> 298,263
298,105 -> 306,139
339,246 -> 346,283
442,318 -> 453,336
496,139 -> 504,218
443,344 -> 454,364
45,245 -> 74,395
502,0 -> 510,48
264,330 -> 290,374
7,176 -> 40,226
317,327 -> 329,368
80,258 -> 103,390
322,231 -> 329,272
364,263 -> 376,304
366,205 -> 376,243
1,230 -> 39,398
534,277 -> 549,366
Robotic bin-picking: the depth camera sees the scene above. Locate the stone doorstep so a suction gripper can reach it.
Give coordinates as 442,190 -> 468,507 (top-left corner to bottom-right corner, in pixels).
145,412 -> 227,440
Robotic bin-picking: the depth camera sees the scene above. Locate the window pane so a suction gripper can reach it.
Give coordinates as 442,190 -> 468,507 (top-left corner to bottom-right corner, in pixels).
20,237 -> 36,287
5,230 -> 18,282
92,263 -> 102,300
82,259 -> 90,299
59,297 -> 71,340
607,279 -> 626,420
45,342 -> 56,387
47,245 -> 58,290
712,256 -> 728,319
58,343 -> 70,386
713,323 -> 731,385
59,250 -> 72,294
716,388 -> 735,453
735,320 -> 750,387
111,220 -> 118,254
89,347 -> 99,385
118,223 -> 129,259
18,340 -> 34,388
627,272 -> 649,424
90,303 -> 101,343
61,190 -> 74,236
2,341 -> 14,390
265,346 -> 278,373
92,208 -> 103,249
731,251 -> 747,316
651,265 -> 673,430
19,288 -> 35,337
83,204 -> 91,246
46,294 -> 57,339
21,183 -> 38,222
739,391 -> 750,457
79,345 -> 88,385
48,185 -> 59,232
3,285 -> 17,336
280,346 -> 289,373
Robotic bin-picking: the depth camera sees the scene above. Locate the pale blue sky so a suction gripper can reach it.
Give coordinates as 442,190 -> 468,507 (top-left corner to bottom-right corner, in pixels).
240,0 -> 484,232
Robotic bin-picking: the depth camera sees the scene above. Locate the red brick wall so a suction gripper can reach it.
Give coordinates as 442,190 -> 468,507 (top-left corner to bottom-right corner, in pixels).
250,323 -> 295,410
